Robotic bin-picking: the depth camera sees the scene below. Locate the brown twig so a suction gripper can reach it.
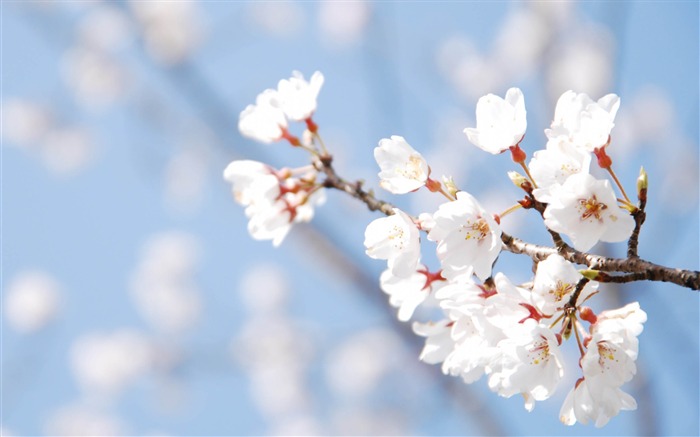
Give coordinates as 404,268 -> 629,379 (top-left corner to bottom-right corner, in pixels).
501,232 -> 700,290
317,155 -> 396,216
627,185 -> 647,258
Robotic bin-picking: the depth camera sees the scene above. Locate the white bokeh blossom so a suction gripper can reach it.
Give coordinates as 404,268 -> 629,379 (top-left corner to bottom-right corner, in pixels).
3,270 -> 61,333
238,89 -> 288,143
277,71 -> 324,121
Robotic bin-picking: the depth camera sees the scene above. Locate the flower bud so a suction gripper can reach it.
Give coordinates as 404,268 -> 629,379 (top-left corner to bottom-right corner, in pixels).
637,166 -> 648,203
508,171 -> 527,187
579,269 -> 600,281
442,176 -> 459,198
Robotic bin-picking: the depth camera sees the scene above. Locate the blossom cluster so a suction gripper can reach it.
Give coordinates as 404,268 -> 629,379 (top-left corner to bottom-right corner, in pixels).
225,72 -> 327,246
224,72 -> 648,427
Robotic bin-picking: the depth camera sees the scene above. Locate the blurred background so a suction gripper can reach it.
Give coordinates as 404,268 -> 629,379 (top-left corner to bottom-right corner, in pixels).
2,1 -> 698,435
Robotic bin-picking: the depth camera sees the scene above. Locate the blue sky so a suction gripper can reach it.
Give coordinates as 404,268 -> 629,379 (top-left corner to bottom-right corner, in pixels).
2,1 -> 698,435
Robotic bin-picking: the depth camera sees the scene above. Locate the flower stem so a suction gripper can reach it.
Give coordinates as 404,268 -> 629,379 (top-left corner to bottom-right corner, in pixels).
313,132 -> 329,157
606,165 -> 631,204
572,317 -> 586,357
549,312 -> 566,330
499,203 -> 523,219
519,161 -> 538,189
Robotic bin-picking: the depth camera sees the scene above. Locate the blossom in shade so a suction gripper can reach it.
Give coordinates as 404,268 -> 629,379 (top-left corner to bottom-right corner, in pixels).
464,87 -> 527,154
428,191 -> 501,281
379,265 -> 444,321
413,320 -> 455,367
364,208 -> 421,277
531,254 -> 598,317
488,320 -> 565,411
545,90 -> 620,152
414,310 -> 493,385
560,302 -> 646,427
374,135 -> 429,194
559,378 -> 637,427
238,89 -> 288,143
529,135 -> 591,201
540,172 -> 634,251
277,71 -> 324,121
581,302 -> 646,387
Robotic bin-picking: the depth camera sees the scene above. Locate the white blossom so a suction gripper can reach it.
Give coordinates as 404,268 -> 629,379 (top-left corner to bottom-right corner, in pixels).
277,71 -> 324,121
364,208 -> 421,277
488,320 -> 565,411
413,320 -> 455,366
374,135 -> 429,194
540,172 -> 634,251
582,302 -> 646,387
238,89 -> 288,143
224,161 -> 324,246
559,378 -> 637,427
442,312 -> 493,384
379,265 -> 444,321
531,254 -> 598,316
464,87 -> 526,154
483,273 -> 534,333
246,199 -> 291,247
546,90 -> 620,152
223,160 -> 279,206
433,280 -> 500,384
428,191 -> 501,281
529,135 -> 591,200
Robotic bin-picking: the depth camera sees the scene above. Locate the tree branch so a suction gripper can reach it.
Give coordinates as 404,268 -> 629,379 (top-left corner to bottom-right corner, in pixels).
501,232 -> 700,290
316,155 -> 700,291
317,155 -> 396,216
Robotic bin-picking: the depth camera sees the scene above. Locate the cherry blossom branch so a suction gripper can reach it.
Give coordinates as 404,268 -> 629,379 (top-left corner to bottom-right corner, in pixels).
316,155 -> 396,216
316,155 -> 700,291
500,232 -> 700,290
